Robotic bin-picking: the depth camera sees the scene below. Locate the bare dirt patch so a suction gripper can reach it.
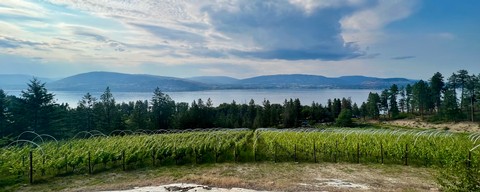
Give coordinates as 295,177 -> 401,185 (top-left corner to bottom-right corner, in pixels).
377,119 -> 480,133
12,162 -> 439,192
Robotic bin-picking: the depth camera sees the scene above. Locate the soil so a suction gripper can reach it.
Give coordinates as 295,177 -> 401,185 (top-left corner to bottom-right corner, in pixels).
378,119 -> 480,133
12,162 -> 440,192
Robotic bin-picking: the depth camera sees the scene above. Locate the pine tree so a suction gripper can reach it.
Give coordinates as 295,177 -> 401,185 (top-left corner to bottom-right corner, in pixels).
429,72 -> 445,113
366,92 -> 380,119
21,78 -> 54,133
389,84 -> 399,118
0,89 -> 7,137
151,87 -> 175,129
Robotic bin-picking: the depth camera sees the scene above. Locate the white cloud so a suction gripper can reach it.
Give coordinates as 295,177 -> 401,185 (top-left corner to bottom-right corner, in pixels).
340,0 -> 419,45
0,0 -> 424,78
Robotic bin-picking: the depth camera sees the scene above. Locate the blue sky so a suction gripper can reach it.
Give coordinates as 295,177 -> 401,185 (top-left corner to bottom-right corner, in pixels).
0,0 -> 479,79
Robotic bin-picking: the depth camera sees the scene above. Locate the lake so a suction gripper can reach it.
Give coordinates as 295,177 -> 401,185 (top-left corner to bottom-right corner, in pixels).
3,89 -> 380,107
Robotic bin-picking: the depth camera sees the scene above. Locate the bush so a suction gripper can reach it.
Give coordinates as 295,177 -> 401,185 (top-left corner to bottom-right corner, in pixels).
335,109 -> 354,127
437,156 -> 480,191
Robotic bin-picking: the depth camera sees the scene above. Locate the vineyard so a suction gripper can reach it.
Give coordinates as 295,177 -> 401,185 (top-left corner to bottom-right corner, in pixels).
1,128 -> 480,187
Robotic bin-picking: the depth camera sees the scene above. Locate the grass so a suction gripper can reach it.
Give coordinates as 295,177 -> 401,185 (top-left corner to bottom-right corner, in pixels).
4,162 -> 439,192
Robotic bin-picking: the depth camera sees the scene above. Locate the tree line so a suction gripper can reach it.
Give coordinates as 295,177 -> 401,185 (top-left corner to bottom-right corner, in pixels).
0,69 -> 479,141
362,70 -> 479,122
0,79 -> 355,140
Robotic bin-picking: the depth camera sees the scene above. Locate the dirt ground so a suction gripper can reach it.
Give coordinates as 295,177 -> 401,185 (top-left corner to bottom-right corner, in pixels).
376,119 -> 480,133
11,162 -> 439,192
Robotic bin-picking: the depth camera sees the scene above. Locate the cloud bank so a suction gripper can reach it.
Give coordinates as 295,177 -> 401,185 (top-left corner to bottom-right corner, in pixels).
0,0 -> 428,78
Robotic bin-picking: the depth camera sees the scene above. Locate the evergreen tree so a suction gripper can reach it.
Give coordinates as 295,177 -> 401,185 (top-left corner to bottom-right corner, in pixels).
151,87 -> 175,129
399,86 -> 406,113
440,86 -> 462,121
262,99 -> 272,127
336,109 -> 353,127
341,97 -> 352,110
359,102 -> 368,120
331,98 -> 342,119
412,80 -> 429,117
405,84 -> 413,113
352,103 -> 360,118
465,74 -> 478,122
380,89 -> 389,117
21,78 -> 54,133
430,72 -> 445,113
366,92 -> 380,119
128,100 -> 149,130
97,87 -> 117,132
389,84 -> 399,118
0,90 -> 7,137
456,70 -> 469,110
77,93 -> 97,131
282,99 -> 294,128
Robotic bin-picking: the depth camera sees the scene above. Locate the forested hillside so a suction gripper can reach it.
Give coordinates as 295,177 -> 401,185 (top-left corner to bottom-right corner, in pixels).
0,69 -> 479,141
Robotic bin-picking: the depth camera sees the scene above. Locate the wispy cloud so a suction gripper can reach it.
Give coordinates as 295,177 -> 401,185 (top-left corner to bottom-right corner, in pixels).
340,0 -> 419,45
0,0 -> 430,78
391,56 -> 416,60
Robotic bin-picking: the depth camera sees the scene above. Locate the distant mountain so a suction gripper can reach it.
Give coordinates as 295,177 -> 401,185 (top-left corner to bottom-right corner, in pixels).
7,72 -> 415,92
338,76 -> 416,89
47,72 -> 209,92
0,74 -> 53,90
232,74 -> 415,89
238,74 -> 336,88
187,76 -> 240,85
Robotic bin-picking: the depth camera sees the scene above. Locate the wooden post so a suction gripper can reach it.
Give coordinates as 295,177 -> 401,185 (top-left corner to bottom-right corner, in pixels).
294,144 -> 297,162
175,146 -> 179,165
233,143 -> 237,163
214,138 -> 218,164
215,148 -> 218,164
381,143 -> 384,164
404,144 -> 408,166
467,150 -> 472,168
29,151 -> 33,184
88,151 -> 92,174
274,143 -> 277,163
313,142 -> 317,163
254,146 -> 257,162
65,154 -> 68,173
122,151 -> 125,171
42,156 -> 45,176
194,148 -> 198,164
334,140 -> 338,163
152,149 -> 155,166
357,143 -> 360,164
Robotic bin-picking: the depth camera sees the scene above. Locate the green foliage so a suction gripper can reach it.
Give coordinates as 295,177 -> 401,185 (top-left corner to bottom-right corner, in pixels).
389,84 -> 400,118
430,72 -> 445,113
151,87 -> 175,129
437,153 -> 480,191
0,89 -> 7,136
1,128 -> 479,188
366,92 -> 380,119
335,109 -> 353,127
21,78 -> 55,133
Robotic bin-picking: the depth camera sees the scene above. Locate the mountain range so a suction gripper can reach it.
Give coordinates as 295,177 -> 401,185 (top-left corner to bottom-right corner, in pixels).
0,71 -> 416,92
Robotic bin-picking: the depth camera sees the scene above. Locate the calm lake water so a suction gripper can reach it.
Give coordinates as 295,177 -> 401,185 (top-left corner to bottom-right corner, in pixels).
4,89 -> 380,108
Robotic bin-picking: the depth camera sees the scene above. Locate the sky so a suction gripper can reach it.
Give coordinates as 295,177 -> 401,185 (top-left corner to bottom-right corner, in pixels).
0,0 -> 479,79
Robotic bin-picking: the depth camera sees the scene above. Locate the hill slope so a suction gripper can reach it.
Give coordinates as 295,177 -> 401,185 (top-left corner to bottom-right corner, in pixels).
38,72 -> 416,92
47,72 -> 209,92
187,76 -> 240,85
234,74 -> 414,89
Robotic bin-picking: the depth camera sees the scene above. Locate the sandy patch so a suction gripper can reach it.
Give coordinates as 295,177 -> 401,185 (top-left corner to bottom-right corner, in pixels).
299,178 -> 369,190
379,119 -> 480,132
102,183 -> 266,192
14,163 -> 439,192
